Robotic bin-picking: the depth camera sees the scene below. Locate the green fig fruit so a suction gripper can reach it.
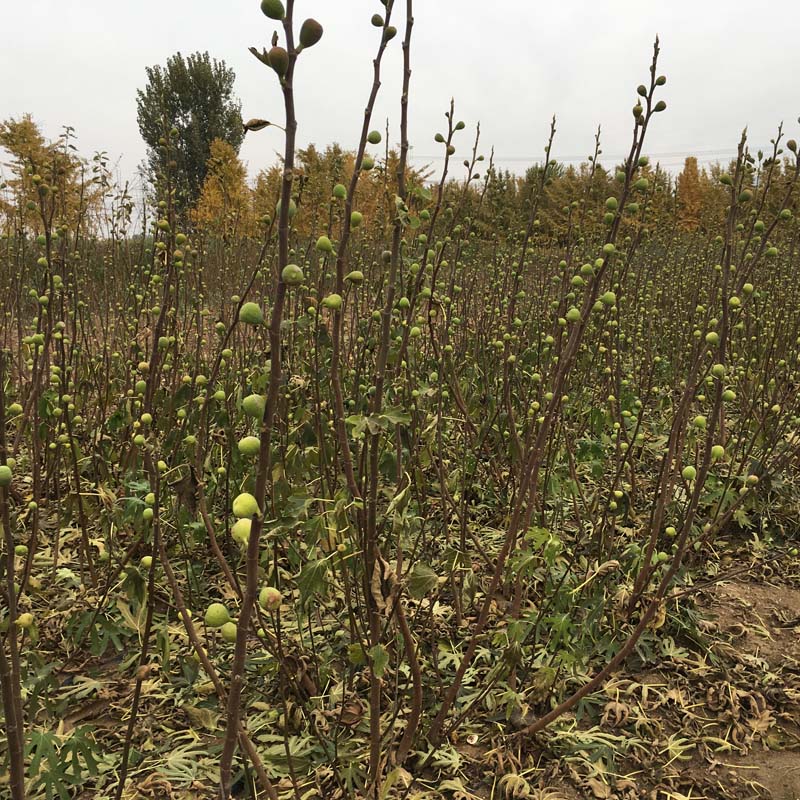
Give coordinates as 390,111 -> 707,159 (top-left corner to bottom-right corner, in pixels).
260,0 -> 285,19
299,18 -> 323,48
238,436 -> 261,456
282,263 -> 304,285
232,518 -> 252,545
322,293 -> 343,310
239,302 -> 264,325
268,46 -> 289,76
315,235 -> 333,253
275,197 -> 297,218
345,270 -> 364,284
242,394 -> 266,419
205,603 -> 230,628
16,613 -> 34,629
220,621 -> 238,642
233,492 -> 260,518
259,586 -> 282,610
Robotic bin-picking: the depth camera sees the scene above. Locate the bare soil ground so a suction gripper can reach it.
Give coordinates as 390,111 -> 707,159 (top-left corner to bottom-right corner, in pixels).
697,576 -> 800,800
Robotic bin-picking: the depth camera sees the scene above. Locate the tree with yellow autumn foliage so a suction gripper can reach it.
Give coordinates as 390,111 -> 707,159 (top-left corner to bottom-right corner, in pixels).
676,156 -> 702,230
0,115 -> 100,235
191,138 -> 255,240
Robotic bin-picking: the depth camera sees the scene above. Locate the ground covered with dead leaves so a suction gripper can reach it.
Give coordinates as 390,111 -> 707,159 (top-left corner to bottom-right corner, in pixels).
15,532 -> 794,800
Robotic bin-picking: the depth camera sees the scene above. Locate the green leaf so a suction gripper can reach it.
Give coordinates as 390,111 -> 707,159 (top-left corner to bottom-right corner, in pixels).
380,406 -> 411,426
296,558 -> 329,606
369,644 -> 389,677
408,562 -> 440,598
347,644 -> 367,666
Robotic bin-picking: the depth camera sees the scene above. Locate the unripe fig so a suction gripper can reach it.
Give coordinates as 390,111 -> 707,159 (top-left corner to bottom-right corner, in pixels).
220,621 -> 238,643
16,613 -> 34,629
345,270 -> 364,284
316,235 -> 333,253
282,263 -> 304,285
371,13 -> 384,26
0,465 -> 11,487
259,586 -> 282,610
268,46 -> 289,76
333,183 -> 347,199
367,130 -> 382,144
654,100 -> 666,112
242,394 -> 267,419
233,492 -> 260,518
260,0 -> 285,19
299,18 -> 323,48
682,466 -> 697,481
350,211 -> 363,227
232,518 -> 251,545
204,602 -> 230,628
239,302 -> 264,325
322,293 -> 343,310
711,445 -> 725,461
238,436 -> 261,456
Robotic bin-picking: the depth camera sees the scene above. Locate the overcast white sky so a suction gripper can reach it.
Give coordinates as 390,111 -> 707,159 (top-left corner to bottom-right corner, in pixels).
2,0 -> 798,186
